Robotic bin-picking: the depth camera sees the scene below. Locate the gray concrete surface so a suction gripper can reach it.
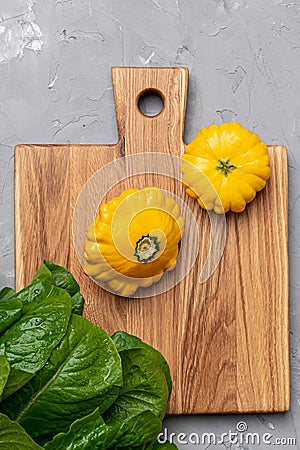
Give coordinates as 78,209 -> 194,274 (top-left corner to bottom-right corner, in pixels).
0,0 -> 299,448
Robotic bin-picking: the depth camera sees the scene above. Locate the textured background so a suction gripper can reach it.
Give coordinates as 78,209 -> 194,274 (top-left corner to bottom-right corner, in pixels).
0,0 -> 299,448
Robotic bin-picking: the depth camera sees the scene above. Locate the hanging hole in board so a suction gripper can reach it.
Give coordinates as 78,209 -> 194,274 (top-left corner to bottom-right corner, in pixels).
137,89 -> 164,117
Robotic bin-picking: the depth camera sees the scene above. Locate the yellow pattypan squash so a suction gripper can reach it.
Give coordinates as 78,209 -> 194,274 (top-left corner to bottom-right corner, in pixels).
84,187 -> 184,297
181,122 -> 271,213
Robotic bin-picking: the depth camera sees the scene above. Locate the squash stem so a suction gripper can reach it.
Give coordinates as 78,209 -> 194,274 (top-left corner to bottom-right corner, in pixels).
216,158 -> 237,176
134,235 -> 159,263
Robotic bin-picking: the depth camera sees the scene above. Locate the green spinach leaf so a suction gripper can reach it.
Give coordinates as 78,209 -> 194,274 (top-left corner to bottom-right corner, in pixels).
17,281 -> 66,309
1,314 -> 122,439
112,332 -> 172,396
0,368 -> 34,401
32,261 -> 84,315
0,297 -> 23,334
0,288 -> 16,302
69,291 -> 85,315
113,411 -> 161,448
0,264 -> 174,450
0,413 -> 43,449
0,355 -> 10,396
104,347 -> 169,427
44,408 -> 161,450
0,283 -> 72,373
44,408 -> 121,449
33,261 -> 79,295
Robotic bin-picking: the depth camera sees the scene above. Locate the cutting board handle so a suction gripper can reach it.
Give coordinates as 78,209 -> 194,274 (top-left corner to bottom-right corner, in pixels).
112,66 -> 188,155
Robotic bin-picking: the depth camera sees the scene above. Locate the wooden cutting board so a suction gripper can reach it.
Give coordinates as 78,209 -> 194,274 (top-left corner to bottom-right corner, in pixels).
14,67 -> 289,414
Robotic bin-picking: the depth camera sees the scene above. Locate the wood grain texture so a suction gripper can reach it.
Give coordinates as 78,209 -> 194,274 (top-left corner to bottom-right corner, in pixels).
14,67 -> 289,414
15,145 -> 70,289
